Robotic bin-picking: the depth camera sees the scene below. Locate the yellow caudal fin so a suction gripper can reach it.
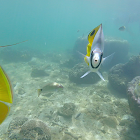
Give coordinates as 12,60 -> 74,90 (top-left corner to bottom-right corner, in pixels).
0,102 -> 10,124
0,66 -> 13,103
86,24 -> 102,57
37,89 -> 42,97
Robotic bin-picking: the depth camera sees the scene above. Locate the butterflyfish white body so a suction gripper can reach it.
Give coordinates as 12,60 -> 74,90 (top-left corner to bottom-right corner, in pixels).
80,24 -> 114,81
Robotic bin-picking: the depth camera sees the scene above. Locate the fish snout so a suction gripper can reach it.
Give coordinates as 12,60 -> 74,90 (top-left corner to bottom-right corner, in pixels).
94,58 -> 98,63
59,84 -> 64,88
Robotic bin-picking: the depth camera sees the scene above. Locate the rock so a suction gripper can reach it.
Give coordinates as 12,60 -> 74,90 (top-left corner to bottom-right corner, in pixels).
0,48 -> 32,63
8,117 -> 51,140
8,117 -> 28,139
69,63 -> 100,84
73,37 -> 88,58
31,68 -> 49,78
58,103 -> 76,118
101,116 -> 118,128
127,76 -> 140,124
108,64 -> 129,93
119,115 -> 135,126
18,87 -> 25,95
104,38 -> 129,68
60,57 -> 80,68
19,119 -> 51,140
108,55 -> 140,94
62,134 -> 77,140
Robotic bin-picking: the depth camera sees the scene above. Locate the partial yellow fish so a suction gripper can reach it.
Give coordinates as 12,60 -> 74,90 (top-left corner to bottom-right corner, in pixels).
0,66 -> 13,124
38,82 -> 63,97
84,24 -> 101,65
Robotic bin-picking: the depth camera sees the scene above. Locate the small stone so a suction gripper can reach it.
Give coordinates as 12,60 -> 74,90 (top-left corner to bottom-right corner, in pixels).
58,103 -> 76,118
101,116 -> 118,128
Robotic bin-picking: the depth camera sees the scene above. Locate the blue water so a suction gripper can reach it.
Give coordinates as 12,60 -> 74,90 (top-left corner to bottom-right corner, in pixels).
1,1 -> 140,139
0,0 -> 140,53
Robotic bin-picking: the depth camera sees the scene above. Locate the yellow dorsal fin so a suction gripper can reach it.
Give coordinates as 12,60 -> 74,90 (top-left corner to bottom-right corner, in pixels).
88,24 -> 101,45
0,66 -> 13,103
0,102 -> 10,124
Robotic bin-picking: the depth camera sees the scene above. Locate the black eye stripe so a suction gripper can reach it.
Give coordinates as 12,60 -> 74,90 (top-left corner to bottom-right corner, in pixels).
90,30 -> 95,36
90,53 -> 103,69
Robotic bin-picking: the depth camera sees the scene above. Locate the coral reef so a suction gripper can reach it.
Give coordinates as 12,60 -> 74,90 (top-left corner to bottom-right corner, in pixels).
127,76 -> 140,124
108,55 -> 140,93
8,117 -> 51,140
69,63 -> 100,84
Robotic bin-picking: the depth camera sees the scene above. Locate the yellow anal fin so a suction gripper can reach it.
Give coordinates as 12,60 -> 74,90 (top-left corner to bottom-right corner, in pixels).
88,24 -> 101,45
86,43 -> 92,57
0,102 -> 10,124
84,56 -> 89,65
0,66 -> 13,103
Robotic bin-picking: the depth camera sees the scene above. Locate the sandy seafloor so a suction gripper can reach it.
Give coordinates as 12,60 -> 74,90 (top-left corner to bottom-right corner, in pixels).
0,51 -> 140,140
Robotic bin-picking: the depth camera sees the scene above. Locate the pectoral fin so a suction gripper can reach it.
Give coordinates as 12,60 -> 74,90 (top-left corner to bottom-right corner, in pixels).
96,71 -> 105,81
102,52 -> 115,66
77,51 -> 90,65
77,51 -> 86,58
80,71 -> 91,78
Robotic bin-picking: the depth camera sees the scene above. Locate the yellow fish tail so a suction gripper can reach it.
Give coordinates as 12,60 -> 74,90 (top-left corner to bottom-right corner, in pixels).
0,66 -> 13,103
0,66 -> 13,124
37,89 -> 42,97
0,102 -> 10,124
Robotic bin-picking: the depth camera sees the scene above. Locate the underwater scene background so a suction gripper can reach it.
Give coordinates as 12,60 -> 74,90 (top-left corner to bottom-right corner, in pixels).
0,0 -> 140,140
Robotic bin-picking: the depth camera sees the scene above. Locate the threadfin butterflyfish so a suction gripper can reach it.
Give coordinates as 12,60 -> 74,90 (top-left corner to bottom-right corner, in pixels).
0,40 -> 28,48
80,24 -> 114,81
0,66 -> 13,124
38,82 -> 63,97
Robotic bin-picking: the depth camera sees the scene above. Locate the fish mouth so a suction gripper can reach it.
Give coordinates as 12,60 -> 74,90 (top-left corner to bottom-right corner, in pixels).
59,85 -> 64,88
